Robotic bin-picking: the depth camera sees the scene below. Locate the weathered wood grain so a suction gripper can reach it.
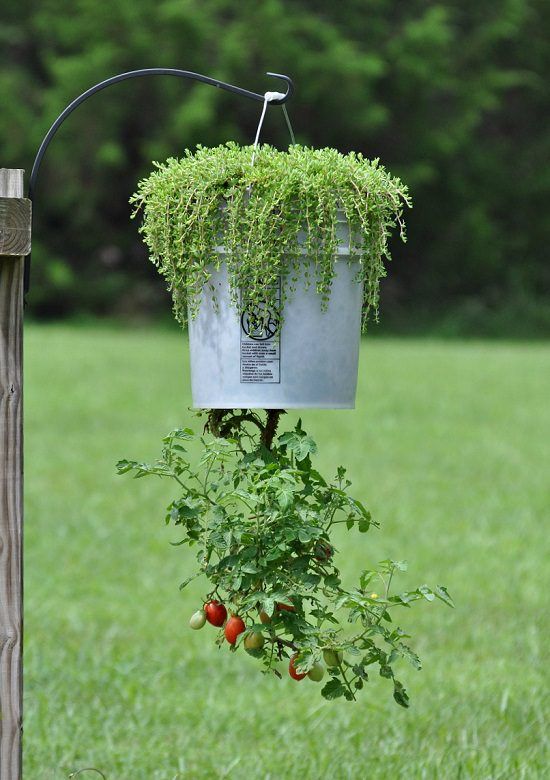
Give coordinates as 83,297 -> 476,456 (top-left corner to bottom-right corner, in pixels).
0,198 -> 31,257
0,168 -> 24,780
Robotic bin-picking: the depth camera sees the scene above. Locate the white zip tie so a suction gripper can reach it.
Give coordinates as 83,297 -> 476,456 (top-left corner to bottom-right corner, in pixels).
250,93 -> 270,167
250,91 -> 296,171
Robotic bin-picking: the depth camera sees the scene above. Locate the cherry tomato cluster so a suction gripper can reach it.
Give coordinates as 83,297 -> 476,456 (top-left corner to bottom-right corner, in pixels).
190,600 -> 329,682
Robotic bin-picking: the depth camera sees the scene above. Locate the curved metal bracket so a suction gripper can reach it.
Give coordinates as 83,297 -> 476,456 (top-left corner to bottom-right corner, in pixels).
25,69 -> 294,293
29,69 -> 293,201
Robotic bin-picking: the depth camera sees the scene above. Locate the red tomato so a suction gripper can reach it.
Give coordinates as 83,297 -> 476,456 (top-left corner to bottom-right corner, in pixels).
276,602 -> 296,613
259,609 -> 271,624
204,600 -> 227,627
314,541 -> 334,562
288,653 -> 306,681
224,615 -> 246,645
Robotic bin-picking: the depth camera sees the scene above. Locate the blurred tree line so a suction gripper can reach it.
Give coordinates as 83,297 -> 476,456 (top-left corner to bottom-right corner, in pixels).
1,0 -> 548,334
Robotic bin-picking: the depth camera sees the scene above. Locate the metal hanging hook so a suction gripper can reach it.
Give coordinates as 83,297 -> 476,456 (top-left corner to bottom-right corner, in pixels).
28,70 -> 293,202
263,72 -> 294,104
24,68 -> 294,294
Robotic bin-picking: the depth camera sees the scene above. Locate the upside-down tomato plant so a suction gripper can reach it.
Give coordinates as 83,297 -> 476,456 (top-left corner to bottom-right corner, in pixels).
117,410 -> 453,706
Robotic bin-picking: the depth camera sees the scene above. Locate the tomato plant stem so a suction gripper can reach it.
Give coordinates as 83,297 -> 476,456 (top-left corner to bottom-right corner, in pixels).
118,412 -> 453,707
337,658 -> 357,701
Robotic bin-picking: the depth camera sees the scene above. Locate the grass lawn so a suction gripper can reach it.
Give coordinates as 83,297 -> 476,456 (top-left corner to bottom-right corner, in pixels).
23,324 -> 549,779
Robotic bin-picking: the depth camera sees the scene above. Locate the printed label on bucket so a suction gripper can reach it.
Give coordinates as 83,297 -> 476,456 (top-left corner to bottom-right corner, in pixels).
240,281 -> 281,384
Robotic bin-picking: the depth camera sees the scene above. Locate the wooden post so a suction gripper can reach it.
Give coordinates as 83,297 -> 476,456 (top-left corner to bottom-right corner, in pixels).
0,169 -> 30,780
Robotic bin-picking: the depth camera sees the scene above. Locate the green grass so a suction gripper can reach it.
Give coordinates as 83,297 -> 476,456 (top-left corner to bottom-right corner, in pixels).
24,324 -> 549,779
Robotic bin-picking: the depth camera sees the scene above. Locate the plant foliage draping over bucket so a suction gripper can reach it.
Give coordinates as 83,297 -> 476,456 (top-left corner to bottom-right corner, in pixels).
131,143 -> 411,329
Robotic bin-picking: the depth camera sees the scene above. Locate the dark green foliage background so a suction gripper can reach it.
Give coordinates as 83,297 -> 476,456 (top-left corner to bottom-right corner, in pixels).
2,0 -> 549,333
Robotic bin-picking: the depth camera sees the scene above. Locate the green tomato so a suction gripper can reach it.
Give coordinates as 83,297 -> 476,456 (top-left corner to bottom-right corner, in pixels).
244,631 -> 265,652
323,649 -> 343,668
189,609 -> 206,630
307,662 -> 325,682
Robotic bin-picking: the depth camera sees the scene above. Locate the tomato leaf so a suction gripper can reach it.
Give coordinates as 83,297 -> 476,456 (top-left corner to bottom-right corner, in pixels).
434,585 -> 454,608
321,678 -> 346,700
393,680 -> 410,708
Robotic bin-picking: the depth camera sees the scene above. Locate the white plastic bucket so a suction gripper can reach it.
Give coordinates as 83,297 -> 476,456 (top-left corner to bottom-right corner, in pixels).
188,216 -> 363,409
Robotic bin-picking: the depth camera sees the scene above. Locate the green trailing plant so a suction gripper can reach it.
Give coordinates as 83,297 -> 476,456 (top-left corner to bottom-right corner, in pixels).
117,411 -> 452,705
130,143 -> 411,330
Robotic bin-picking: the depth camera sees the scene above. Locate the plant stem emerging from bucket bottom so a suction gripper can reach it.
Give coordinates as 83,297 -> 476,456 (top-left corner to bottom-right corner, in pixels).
205,409 -> 285,450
